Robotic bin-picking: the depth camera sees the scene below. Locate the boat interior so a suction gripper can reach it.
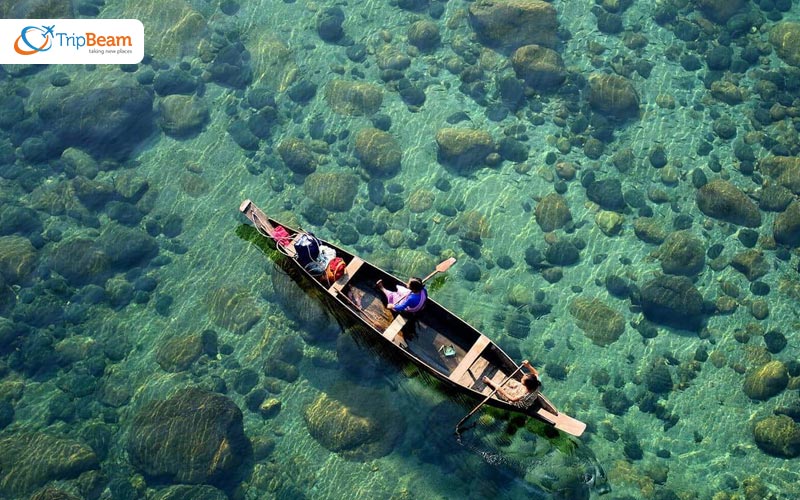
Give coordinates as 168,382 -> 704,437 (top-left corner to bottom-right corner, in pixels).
326,256 -> 519,397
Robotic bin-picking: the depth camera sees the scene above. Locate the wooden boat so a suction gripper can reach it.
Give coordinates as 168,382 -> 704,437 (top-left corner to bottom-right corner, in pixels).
239,199 -> 586,437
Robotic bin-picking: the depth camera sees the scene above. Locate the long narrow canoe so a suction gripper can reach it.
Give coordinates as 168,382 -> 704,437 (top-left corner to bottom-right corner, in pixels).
239,199 -> 586,437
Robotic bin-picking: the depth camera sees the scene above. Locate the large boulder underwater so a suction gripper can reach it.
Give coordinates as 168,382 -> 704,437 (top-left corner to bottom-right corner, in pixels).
127,387 -> 250,485
38,83 -> 155,160
639,275 -> 705,331
0,432 -> 98,498
303,385 -> 405,461
205,286 -> 262,335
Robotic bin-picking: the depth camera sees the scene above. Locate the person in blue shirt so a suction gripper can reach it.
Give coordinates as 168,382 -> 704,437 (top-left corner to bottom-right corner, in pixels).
376,277 -> 427,313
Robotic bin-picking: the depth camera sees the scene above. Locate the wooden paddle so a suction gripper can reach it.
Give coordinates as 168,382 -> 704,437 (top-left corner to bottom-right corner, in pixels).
422,257 -> 457,284
455,363 -> 525,437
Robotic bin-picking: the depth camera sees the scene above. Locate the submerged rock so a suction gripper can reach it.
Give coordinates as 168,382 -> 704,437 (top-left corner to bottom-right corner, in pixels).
99,225 -> 159,270
468,0 -> 558,51
277,137 -> 316,175
0,205 -> 42,238
305,393 -> 372,456
757,156 -> 800,194
770,22 -> 800,68
511,44 -> 566,91
408,20 -> 440,50
0,317 -> 20,351
696,179 -> 761,227
408,189 -> 435,213
354,128 -> 402,178
435,128 -> 494,174
640,275 -> 704,331
535,193 -> 572,232
375,46 -> 411,71
152,485 -> 228,500
0,236 -> 38,284
303,388 -> 404,461
227,120 -> 260,151
316,6 -> 345,43
446,210 -> 491,243
128,388 -> 249,484
30,486 -> 82,500
587,178 -> 626,212
206,286 -> 261,334
633,217 -> 667,244
304,172 -> 359,212
0,433 -> 98,497
325,80 -> 383,116
744,361 -> 789,401
730,249 -> 769,281
0,95 -> 24,130
159,95 -> 209,138
47,237 -> 110,286
39,84 -> 154,159
156,333 -> 204,372
122,0 -> 207,60
753,415 -> 800,458
153,69 -> 199,96
371,249 -> 437,280
568,297 -> 625,346
759,184 -> 794,212
697,0 -> 746,23
595,210 -> 624,236
657,231 -> 705,276
588,74 -> 639,119
207,38 -> 253,89
546,240 -> 580,266
774,200 -> 800,248
644,358 -> 673,394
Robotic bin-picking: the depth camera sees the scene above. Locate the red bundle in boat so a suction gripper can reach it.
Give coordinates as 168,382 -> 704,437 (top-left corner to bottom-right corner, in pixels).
271,225 -> 292,247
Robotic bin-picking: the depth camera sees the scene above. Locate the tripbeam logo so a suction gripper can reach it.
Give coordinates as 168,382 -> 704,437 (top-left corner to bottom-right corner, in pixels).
14,25 -> 55,55
1,19 -> 143,64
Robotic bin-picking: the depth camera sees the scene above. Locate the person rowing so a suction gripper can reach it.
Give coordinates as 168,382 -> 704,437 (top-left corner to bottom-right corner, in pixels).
482,360 -> 541,409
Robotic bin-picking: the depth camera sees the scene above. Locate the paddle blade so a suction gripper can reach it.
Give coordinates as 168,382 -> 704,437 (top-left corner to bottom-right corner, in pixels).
436,257 -> 457,273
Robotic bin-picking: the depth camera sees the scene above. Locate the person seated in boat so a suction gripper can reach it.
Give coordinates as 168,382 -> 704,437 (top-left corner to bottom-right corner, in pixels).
376,277 -> 427,314
482,360 -> 541,409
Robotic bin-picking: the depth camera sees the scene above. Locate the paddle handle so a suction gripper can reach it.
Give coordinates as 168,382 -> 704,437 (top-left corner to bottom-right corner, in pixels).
421,270 -> 437,284
455,363 -> 525,433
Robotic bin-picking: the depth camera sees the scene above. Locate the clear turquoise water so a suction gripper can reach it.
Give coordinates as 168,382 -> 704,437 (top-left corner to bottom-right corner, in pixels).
1,0 -> 799,499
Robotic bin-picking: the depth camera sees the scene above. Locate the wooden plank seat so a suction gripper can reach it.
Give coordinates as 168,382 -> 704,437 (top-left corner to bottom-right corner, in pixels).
448,336 -> 490,383
329,257 -> 364,293
382,315 -> 408,342
477,369 -> 510,395
490,369 -> 508,386
459,356 -> 490,387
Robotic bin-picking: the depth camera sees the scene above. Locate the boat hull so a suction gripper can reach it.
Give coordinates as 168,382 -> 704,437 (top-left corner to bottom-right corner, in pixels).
239,199 -> 586,437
